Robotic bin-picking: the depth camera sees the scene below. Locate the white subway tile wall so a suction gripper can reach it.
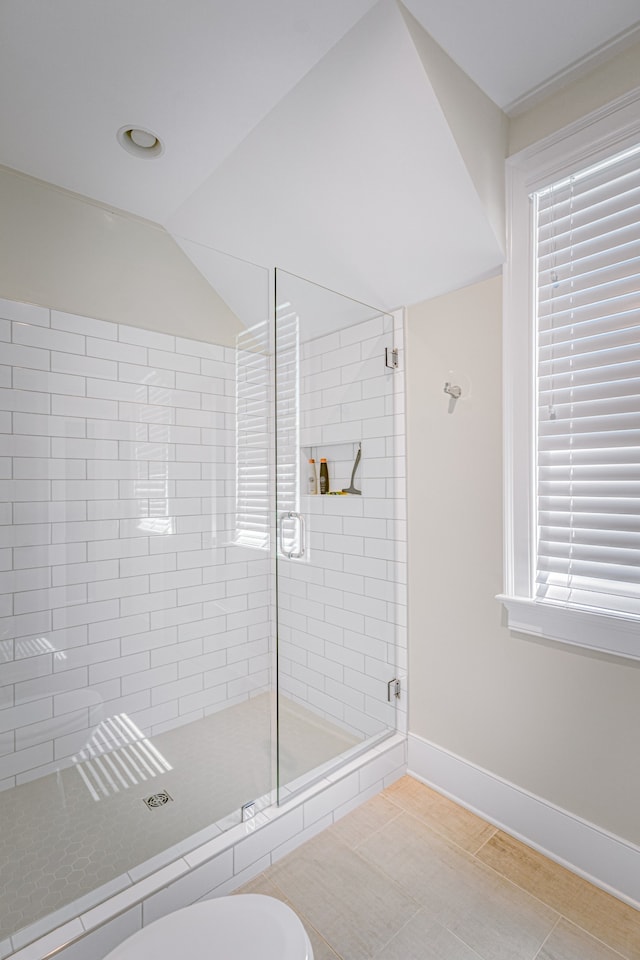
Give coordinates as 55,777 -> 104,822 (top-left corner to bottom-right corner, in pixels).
278,312 -> 407,741
0,299 -> 271,787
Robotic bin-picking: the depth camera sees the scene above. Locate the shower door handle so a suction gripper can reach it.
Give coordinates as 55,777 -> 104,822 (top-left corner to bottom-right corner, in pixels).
279,511 -> 305,559
291,513 -> 305,559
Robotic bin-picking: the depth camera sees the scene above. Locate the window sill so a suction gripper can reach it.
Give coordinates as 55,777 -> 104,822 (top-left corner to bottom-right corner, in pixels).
497,595 -> 640,663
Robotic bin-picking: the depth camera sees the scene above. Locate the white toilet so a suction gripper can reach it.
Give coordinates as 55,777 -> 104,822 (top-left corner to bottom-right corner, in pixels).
103,895 -> 314,960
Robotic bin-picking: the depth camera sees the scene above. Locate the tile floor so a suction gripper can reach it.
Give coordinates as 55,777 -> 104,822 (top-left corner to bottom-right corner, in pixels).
0,694 -> 359,941
236,775 -> 640,960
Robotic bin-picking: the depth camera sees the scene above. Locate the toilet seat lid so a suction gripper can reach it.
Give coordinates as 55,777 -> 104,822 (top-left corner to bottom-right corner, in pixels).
103,895 -> 312,960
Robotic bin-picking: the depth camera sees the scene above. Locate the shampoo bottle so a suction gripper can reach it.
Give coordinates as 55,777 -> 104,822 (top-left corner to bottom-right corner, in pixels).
319,458 -> 329,495
307,458 -> 318,495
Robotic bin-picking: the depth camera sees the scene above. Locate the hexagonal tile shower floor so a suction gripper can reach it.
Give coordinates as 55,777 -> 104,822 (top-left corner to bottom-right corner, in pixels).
0,695 -> 359,943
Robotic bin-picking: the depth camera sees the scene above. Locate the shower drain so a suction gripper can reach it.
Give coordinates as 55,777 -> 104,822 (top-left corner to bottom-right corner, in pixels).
143,790 -> 173,809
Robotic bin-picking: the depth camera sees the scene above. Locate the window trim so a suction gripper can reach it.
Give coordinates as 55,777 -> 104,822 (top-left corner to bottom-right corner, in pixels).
500,86 -> 640,662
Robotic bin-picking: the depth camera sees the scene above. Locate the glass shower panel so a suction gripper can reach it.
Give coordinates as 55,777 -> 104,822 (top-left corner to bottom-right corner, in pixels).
0,243 -> 276,946
274,270 -> 403,799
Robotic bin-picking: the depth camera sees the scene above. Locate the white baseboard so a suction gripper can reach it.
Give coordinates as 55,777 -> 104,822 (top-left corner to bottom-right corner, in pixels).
408,732 -> 640,909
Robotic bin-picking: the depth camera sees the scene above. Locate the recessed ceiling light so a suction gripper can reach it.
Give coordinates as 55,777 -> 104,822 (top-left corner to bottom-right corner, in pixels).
117,125 -> 164,159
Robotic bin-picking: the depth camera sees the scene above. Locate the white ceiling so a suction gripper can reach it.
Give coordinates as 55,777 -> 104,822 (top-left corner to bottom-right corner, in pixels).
403,0 -> 640,110
168,0 -> 504,310
1,0 -> 638,310
0,0 -> 376,223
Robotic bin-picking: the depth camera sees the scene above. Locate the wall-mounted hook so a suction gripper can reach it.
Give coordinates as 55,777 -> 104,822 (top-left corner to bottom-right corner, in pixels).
444,382 -> 461,400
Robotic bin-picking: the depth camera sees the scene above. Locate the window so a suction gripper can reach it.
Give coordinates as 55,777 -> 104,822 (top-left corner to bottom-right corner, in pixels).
500,89 -> 640,661
235,321 -> 271,550
234,310 -> 300,551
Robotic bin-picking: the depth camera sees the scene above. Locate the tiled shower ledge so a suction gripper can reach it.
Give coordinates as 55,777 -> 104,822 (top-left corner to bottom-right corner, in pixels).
5,734 -> 407,960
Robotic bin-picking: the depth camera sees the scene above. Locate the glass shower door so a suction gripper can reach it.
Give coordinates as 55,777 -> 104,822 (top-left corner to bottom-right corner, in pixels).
274,270 -> 405,800
0,244 -> 278,949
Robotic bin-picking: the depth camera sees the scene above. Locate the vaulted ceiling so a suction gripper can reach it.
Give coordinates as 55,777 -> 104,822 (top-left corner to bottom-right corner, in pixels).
1,0 -> 638,311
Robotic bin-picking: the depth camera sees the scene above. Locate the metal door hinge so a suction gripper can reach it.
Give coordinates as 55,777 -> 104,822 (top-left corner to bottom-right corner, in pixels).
241,800 -> 256,822
387,678 -> 401,701
385,347 -> 399,370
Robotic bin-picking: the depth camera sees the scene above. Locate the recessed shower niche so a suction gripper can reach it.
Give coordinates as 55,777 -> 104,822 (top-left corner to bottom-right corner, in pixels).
301,441 -> 363,498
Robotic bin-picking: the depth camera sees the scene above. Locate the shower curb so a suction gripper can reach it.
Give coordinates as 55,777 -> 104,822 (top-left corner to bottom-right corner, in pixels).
7,735 -> 407,960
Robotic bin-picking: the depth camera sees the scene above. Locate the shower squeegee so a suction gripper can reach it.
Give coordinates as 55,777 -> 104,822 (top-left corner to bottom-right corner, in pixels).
342,444 -> 362,495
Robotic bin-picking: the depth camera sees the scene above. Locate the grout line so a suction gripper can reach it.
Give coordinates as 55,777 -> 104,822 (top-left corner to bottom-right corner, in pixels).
466,838 -> 564,923
349,805 -> 404,853
306,919 -> 346,960
466,833 -> 640,960
269,813 -> 427,952
324,792 -> 404,854
381,787 -> 408,813
445,928 -> 486,960
467,836 -> 635,959
369,902 -> 424,958
532,916 -> 562,960
261,779 -> 636,960
394,778 -> 638,959
267,876 -> 347,960
471,826 -> 498,857
556,919 -> 633,960
380,788 -> 570,945
531,916 -> 640,960
381,785 -> 500,863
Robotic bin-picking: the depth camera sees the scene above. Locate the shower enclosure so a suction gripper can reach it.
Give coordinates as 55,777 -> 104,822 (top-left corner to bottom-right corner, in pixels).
0,251 -> 406,951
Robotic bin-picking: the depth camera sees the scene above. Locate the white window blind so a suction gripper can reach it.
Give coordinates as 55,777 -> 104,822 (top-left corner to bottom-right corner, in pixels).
275,310 -> 300,520
534,143 -> 640,619
235,321 -> 270,550
234,312 -> 300,551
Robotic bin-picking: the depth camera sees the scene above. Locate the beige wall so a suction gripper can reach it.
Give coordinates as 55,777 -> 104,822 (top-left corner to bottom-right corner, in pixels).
400,4 -> 508,252
406,50 -> 640,846
406,275 -> 640,844
509,37 -> 640,155
0,165 -> 242,345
